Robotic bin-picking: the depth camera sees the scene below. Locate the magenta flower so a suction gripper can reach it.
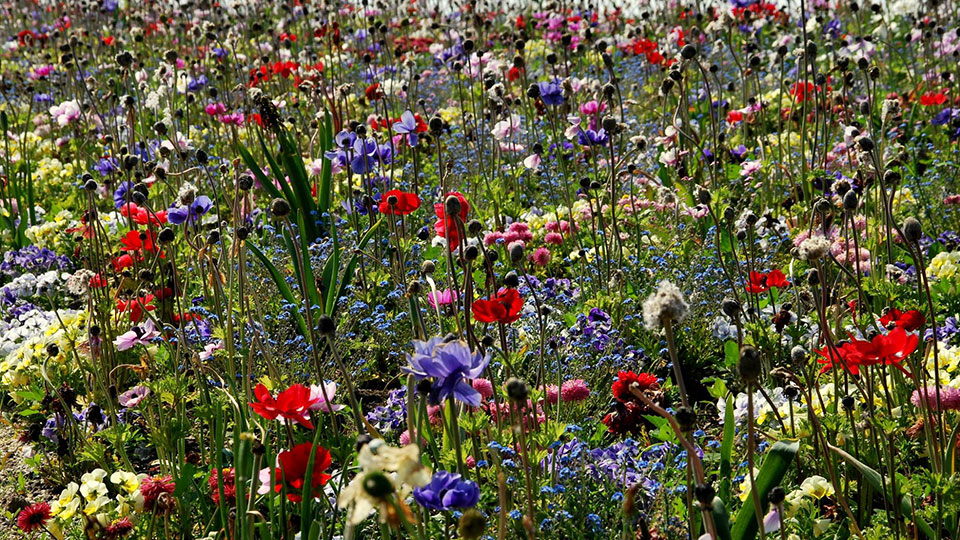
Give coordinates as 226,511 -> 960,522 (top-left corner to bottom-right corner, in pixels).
308,381 -> 344,412
113,318 -> 160,351
119,386 -> 151,408
427,288 -> 459,309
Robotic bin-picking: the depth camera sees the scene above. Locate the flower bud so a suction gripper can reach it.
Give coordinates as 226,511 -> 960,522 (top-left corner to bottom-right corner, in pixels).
270,198 -> 291,218
362,472 -> 395,498
721,299 -> 741,319
505,377 -> 529,402
694,483 -> 715,506
317,314 -> 336,336
737,346 -> 762,383
458,509 -> 487,540
421,260 -> 436,274
843,190 -> 858,211
444,195 -> 462,218
509,243 -> 525,264
903,217 -> 922,243
503,271 -> 520,288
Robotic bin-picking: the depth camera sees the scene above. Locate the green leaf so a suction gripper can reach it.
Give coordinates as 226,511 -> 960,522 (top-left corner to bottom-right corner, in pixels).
327,219 -> 382,316
731,440 -> 799,540
828,444 -> 936,539
247,242 -> 311,338
724,340 -> 739,370
719,394 -> 735,504
711,497 -> 732,540
317,110 -> 334,216
238,144 -> 284,201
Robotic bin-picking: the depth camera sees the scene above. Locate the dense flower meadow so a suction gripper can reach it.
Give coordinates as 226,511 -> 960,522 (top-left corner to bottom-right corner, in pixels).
2,0 -> 960,539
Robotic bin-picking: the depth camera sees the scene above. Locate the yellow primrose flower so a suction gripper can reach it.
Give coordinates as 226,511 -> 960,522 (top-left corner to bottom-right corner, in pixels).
110,470 -> 142,495
799,475 -> 834,499
51,483 -> 81,520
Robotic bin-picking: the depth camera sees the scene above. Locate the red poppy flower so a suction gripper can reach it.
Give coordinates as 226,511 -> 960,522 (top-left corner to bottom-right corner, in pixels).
16,502 -> 51,532
879,308 -> 926,332
365,83 -> 383,101
433,192 -> 470,250
507,66 -> 522,82
249,383 -> 319,429
116,294 -> 155,322
120,203 -> 168,226
272,442 -> 333,502
472,288 -> 524,324
113,253 -> 135,272
611,371 -> 660,402
726,110 -> 743,124
816,327 -> 918,375
378,190 -> 421,215
746,269 -> 790,294
920,92 -> 947,106
120,230 -> 160,253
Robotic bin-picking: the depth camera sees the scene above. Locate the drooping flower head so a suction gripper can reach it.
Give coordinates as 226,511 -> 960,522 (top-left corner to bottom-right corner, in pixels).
405,338 -> 490,406
413,470 -> 480,510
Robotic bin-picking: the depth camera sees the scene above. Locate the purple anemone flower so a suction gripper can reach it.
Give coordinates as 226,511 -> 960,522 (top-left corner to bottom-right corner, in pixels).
413,470 -> 480,510
404,337 -> 490,406
537,80 -> 564,106
393,110 -> 419,147
578,128 -> 609,146
168,195 -> 213,225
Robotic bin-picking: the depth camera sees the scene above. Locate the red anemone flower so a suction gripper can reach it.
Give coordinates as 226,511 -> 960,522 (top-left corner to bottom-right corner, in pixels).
879,308 -> 926,332
816,326 -> 918,375
746,269 -> 790,294
249,383 -> 319,429
365,82 -> 383,101
433,192 -> 470,250
116,294 -> 155,322
920,92 -> 947,106
378,189 -> 421,215
120,230 -> 160,253
611,371 -> 660,403
273,442 -> 333,502
472,288 -> 524,324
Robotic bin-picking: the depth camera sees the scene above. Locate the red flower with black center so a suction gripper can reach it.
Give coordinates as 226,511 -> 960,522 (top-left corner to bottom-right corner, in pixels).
273,442 -> 333,502
378,190 -> 421,215
116,294 -> 155,322
16,502 -> 51,532
365,83 -> 383,101
611,371 -> 659,403
120,230 -> 160,253
816,326 -> 918,375
879,308 -> 926,332
602,400 -> 645,436
472,288 -> 524,324
746,269 -> 790,294
249,383 -> 319,429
